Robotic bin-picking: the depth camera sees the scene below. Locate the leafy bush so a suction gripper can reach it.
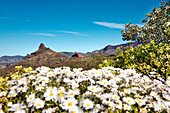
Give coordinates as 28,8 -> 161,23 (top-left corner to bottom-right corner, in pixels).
0,66 -> 170,112
121,1 -> 170,43
101,41 -> 170,80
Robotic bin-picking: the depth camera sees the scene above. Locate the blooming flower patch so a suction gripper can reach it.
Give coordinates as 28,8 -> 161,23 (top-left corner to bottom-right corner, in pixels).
0,66 -> 170,113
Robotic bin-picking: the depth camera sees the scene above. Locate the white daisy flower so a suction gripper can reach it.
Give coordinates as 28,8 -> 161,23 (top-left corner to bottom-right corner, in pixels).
135,98 -> 146,106
61,98 -> 78,111
112,94 -> 120,100
123,97 -> 135,105
115,100 -> 122,109
123,104 -> 131,111
26,93 -> 35,103
0,91 -> 7,97
0,104 -> 4,113
8,91 -> 17,97
8,103 -> 26,113
34,98 -> 45,109
28,75 -> 35,80
44,87 -> 58,101
82,99 -> 94,110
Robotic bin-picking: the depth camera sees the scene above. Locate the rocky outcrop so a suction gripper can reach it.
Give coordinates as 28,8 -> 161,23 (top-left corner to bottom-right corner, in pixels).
71,53 -> 84,58
24,43 -> 51,59
39,43 -> 46,49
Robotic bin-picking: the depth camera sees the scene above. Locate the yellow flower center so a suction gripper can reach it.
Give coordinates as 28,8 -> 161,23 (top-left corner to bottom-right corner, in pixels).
91,88 -> 94,90
50,93 -> 54,96
107,103 -> 110,106
31,77 -> 34,79
37,103 -> 41,106
138,100 -> 142,103
127,100 -> 131,102
104,82 -> 107,85
59,94 -> 64,97
30,97 -> 33,100
72,111 -> 76,113
60,91 -> 63,94
114,96 -> 118,99
70,93 -> 74,96
86,104 -> 90,107
12,94 -> 15,97
68,102 -> 72,107
87,94 -> 90,96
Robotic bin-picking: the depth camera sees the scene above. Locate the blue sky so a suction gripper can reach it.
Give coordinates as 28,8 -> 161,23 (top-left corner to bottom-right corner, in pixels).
0,0 -> 168,56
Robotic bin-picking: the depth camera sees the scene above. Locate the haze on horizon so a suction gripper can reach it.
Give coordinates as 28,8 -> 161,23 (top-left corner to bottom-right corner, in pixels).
0,0 -> 167,57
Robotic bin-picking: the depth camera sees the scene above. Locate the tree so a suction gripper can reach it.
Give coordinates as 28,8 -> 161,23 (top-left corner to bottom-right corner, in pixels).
121,1 -> 170,43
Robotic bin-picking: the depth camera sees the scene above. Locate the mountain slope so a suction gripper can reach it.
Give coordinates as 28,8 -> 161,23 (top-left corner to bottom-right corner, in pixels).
0,43 -> 115,77
0,55 -> 24,64
88,42 -> 141,55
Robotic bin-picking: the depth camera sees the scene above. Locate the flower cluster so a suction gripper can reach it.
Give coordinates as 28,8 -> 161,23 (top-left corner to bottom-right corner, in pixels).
0,66 -> 170,112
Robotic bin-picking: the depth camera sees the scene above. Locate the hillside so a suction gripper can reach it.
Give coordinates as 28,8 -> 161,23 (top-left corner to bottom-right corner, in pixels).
88,41 -> 141,55
0,43 -> 115,77
0,55 -> 24,64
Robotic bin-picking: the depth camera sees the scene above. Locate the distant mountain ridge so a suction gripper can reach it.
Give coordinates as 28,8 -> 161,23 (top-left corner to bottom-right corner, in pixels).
0,55 -> 24,64
88,42 -> 141,55
0,41 -> 141,73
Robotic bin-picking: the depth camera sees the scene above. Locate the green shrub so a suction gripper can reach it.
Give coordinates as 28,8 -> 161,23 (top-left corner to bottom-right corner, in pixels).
100,41 -> 170,80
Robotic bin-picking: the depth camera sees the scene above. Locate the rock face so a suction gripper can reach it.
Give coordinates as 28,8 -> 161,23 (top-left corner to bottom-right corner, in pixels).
71,53 -> 84,58
24,43 -> 50,59
39,43 -> 46,49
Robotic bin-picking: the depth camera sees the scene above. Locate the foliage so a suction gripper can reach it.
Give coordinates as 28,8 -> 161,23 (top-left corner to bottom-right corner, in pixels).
0,66 -> 170,112
102,41 -> 170,80
99,59 -> 114,68
121,1 -> 170,43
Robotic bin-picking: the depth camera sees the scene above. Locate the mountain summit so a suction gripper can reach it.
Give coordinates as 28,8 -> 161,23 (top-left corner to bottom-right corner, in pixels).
39,43 -> 46,49
24,43 -> 52,59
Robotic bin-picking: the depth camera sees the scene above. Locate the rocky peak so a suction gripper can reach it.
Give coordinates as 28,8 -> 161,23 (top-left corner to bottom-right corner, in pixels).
39,43 -> 46,50
24,43 -> 50,59
71,53 -> 84,58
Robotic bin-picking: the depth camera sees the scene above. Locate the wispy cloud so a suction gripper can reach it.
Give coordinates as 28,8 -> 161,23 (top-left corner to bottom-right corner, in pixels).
94,21 -> 125,29
27,33 -> 55,37
56,30 -> 90,36
25,19 -> 32,22
0,17 -> 12,20
94,21 -> 144,29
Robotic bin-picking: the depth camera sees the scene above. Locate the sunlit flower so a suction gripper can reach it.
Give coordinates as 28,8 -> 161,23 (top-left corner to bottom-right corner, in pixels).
123,97 -> 135,105
135,98 -> 146,106
0,91 -> 7,97
82,99 -> 94,110
8,103 -> 26,113
123,104 -> 131,110
61,98 -> 77,111
34,98 -> 45,109
0,104 -> 4,113
26,93 -> 35,103
44,87 -> 58,101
